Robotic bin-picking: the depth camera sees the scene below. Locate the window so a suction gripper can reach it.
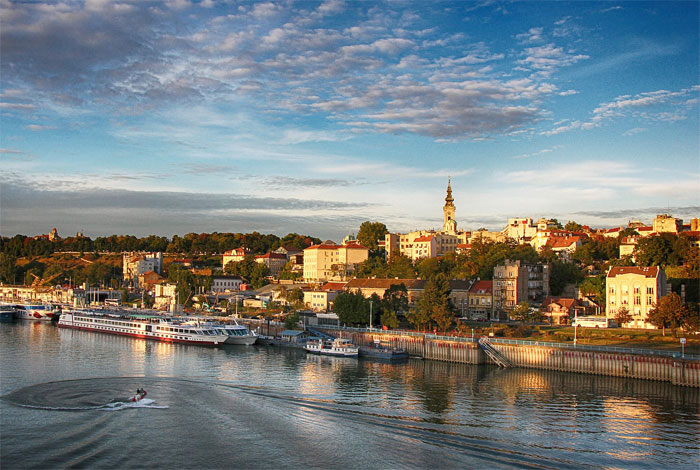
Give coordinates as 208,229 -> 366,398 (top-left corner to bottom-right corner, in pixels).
609,286 -> 615,294
646,287 -> 654,295
634,296 -> 641,306
634,286 -> 640,294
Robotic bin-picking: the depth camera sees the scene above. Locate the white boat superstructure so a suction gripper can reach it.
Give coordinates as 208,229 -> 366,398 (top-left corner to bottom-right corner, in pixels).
4,303 -> 61,321
305,337 -> 359,357
184,319 -> 258,345
58,309 -> 229,346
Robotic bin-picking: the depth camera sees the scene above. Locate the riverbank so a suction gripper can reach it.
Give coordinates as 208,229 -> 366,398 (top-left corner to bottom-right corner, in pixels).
312,327 -> 700,388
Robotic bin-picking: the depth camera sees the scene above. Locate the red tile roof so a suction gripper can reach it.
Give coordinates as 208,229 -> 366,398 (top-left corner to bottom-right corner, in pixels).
607,266 -> 661,278
469,280 -> 492,294
321,281 -> 348,291
305,244 -> 341,250
542,296 -> 577,309
413,235 -> 434,242
343,242 -> 368,250
256,252 -> 287,260
546,236 -> 581,249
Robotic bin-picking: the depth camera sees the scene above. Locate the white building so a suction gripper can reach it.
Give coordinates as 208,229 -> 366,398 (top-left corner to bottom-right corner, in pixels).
211,276 -> 244,293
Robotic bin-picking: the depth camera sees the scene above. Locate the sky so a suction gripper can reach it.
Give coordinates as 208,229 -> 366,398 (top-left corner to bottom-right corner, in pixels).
1,0 -> 698,242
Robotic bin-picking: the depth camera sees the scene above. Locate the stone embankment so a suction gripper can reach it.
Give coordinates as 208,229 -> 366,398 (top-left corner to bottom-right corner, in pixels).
320,328 -> 700,388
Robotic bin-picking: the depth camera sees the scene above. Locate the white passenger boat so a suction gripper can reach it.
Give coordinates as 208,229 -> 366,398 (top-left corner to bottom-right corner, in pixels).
304,337 -> 359,357
217,321 -> 258,345
58,309 -> 228,346
5,303 -> 61,321
184,319 -> 258,345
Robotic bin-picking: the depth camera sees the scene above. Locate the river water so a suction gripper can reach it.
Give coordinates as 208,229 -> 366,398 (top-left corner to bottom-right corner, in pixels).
1,320 -> 698,469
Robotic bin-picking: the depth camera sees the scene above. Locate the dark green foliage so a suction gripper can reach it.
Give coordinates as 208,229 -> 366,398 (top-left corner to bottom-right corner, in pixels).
0,253 -> 17,283
224,256 -> 270,289
333,291 -> 369,326
0,231 -> 321,257
564,221 -> 583,232
382,283 -> 409,317
414,274 -> 453,332
284,312 -> 300,330
549,260 -> 584,296
356,221 -> 388,251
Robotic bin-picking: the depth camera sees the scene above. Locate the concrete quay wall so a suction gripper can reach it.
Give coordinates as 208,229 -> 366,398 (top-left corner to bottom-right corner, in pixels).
320,328 -> 700,388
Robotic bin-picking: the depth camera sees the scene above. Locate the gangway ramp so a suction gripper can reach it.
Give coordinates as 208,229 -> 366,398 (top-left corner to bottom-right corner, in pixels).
306,327 -> 335,340
478,337 -> 514,368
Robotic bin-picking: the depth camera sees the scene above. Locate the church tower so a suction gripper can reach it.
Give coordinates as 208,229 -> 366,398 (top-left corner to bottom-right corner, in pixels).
443,177 -> 457,234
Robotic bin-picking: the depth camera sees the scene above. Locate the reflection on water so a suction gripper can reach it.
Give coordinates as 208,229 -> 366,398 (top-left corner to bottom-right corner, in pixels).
1,321 -> 699,470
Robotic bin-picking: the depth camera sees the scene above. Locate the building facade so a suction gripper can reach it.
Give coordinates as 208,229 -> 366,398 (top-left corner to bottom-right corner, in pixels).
222,248 -> 251,269
303,242 -> 369,282
467,280 -> 492,320
605,266 -> 667,329
211,276 -> 244,293
123,252 -> 163,285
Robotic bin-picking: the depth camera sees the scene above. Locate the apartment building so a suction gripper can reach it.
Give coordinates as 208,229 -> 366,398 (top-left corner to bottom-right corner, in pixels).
606,266 -> 667,329
303,242 -> 369,282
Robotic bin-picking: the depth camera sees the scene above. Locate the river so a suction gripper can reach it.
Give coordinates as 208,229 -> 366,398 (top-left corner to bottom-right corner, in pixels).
1,320 -> 698,469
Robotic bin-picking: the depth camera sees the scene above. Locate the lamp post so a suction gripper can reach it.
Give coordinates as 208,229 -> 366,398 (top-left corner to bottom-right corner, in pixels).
573,310 -> 578,347
369,300 -> 373,331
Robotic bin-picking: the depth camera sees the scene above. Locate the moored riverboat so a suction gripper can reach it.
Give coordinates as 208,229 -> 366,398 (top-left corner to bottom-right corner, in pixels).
4,303 -> 61,321
305,337 -> 359,357
184,319 -> 258,345
358,340 -> 409,362
58,309 -> 228,346
0,305 -> 16,322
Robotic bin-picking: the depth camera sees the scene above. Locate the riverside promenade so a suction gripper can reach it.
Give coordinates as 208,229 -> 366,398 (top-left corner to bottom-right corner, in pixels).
315,327 -> 700,388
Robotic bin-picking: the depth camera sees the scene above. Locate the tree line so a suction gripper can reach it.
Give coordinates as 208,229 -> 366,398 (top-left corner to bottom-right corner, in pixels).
0,232 -> 321,257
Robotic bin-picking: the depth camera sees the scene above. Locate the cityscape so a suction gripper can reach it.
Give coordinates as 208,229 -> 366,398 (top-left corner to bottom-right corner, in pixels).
1,1 -> 699,469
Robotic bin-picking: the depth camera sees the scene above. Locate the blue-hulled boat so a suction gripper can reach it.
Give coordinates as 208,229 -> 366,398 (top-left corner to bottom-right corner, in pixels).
358,340 -> 409,361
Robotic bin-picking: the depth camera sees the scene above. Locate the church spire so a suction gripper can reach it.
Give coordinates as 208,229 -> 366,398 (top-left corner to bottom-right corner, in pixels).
443,177 -> 457,234
445,176 -> 454,206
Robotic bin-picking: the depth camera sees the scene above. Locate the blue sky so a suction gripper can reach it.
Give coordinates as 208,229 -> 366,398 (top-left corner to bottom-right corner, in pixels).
1,0 -> 698,241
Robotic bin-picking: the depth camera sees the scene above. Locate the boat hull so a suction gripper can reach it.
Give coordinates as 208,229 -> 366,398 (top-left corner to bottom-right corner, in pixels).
358,346 -> 409,361
12,305 -> 60,321
223,335 -> 258,346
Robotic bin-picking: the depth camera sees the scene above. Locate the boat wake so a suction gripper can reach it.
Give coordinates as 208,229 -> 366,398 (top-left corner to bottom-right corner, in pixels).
1,377 -> 168,412
102,398 -> 168,411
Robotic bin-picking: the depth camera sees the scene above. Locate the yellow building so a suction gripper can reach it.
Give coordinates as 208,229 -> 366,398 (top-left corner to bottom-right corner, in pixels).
303,242 -> 369,282
605,266 -> 667,329
652,214 -> 682,234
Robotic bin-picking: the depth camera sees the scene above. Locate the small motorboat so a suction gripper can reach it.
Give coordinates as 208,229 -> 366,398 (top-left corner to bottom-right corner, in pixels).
129,389 -> 147,402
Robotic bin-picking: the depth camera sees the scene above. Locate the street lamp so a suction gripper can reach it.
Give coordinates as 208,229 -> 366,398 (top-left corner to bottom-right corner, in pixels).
369,300 -> 373,330
573,310 -> 578,347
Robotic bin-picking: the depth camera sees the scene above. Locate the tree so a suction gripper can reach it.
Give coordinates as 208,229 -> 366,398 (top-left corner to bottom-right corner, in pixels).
512,301 -> 531,323
383,283 -> 409,317
549,260 -> 584,296
333,291 -> 368,326
0,253 -> 16,284
579,275 -> 606,307
224,255 -> 270,289
356,221 -> 388,251
414,274 -> 453,332
565,221 -> 583,232
284,311 -> 300,330
380,310 -> 399,329
287,288 -> 305,310
614,306 -> 633,327
648,293 -> 688,336
405,305 -> 431,332
387,254 -> 415,278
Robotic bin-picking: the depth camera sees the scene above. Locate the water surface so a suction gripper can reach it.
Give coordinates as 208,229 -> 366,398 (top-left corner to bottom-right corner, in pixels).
1,321 -> 698,469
